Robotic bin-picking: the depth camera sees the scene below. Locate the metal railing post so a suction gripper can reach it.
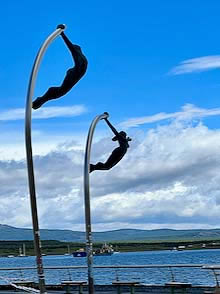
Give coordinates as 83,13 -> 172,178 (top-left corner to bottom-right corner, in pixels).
84,112 -> 109,294
25,25 -> 66,294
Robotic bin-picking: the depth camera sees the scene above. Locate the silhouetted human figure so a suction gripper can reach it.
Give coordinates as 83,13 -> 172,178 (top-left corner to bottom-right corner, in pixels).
32,27 -> 88,109
90,116 -> 132,172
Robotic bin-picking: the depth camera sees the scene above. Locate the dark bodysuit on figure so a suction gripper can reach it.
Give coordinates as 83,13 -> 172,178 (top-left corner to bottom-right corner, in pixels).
32,32 -> 88,109
90,118 -> 131,173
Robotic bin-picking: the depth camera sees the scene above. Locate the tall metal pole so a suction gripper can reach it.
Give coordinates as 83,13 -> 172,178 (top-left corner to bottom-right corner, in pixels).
84,112 -> 109,294
25,25 -> 66,294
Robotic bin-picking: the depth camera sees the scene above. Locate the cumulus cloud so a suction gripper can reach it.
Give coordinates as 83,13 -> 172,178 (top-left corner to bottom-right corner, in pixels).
89,121 -> 220,229
0,105 -> 87,120
0,144 -> 85,228
2,106 -> 220,230
170,55 -> 220,75
120,104 -> 220,128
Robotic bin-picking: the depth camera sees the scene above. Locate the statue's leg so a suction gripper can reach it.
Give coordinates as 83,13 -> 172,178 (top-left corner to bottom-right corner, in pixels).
33,35 -> 88,110
32,68 -> 77,109
90,148 -> 124,173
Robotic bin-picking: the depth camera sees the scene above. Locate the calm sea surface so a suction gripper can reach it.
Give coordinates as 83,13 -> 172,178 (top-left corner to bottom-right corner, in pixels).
0,249 -> 219,285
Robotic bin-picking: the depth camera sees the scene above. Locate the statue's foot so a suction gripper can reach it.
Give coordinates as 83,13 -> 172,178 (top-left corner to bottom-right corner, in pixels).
32,97 -> 45,110
90,164 -> 95,173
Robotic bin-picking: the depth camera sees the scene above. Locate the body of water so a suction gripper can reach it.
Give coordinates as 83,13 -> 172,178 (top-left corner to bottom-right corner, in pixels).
0,249 -> 219,285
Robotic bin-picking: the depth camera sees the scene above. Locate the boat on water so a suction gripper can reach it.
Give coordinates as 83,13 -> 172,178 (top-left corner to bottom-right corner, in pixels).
18,243 -> 28,257
93,243 -> 114,256
64,245 -> 71,256
73,243 -> 115,257
177,246 -> 185,251
72,248 -> 87,257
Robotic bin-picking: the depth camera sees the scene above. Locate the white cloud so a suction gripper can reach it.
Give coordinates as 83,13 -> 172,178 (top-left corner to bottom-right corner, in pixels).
170,55 -> 220,75
120,104 -> 220,128
0,105 -> 87,120
88,120 -> 220,229
2,105 -> 220,230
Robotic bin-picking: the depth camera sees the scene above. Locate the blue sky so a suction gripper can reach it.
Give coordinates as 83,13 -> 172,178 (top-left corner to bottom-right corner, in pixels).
2,1 -> 220,231
2,1 -> 220,115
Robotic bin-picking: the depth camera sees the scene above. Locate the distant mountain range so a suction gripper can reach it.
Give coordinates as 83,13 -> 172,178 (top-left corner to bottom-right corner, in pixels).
1,224 -> 220,242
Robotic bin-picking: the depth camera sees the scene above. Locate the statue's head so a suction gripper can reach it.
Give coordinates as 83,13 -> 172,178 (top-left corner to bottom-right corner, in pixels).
112,131 -> 127,141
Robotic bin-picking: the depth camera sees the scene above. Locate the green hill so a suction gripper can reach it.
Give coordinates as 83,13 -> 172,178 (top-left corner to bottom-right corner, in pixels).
1,224 -> 220,242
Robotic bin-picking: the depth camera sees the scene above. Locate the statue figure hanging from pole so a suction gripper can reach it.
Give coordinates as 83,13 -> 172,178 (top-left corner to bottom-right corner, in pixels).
90,113 -> 132,172
32,24 -> 88,109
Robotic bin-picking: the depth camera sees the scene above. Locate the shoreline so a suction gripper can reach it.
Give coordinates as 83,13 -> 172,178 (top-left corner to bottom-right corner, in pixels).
1,239 -> 220,256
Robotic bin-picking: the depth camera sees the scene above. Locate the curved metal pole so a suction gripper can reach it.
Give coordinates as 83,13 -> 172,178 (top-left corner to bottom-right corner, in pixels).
84,112 -> 109,294
25,25 -> 66,294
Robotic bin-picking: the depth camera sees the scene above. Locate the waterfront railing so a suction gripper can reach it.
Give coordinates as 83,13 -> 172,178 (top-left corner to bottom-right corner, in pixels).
0,264 -> 218,288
